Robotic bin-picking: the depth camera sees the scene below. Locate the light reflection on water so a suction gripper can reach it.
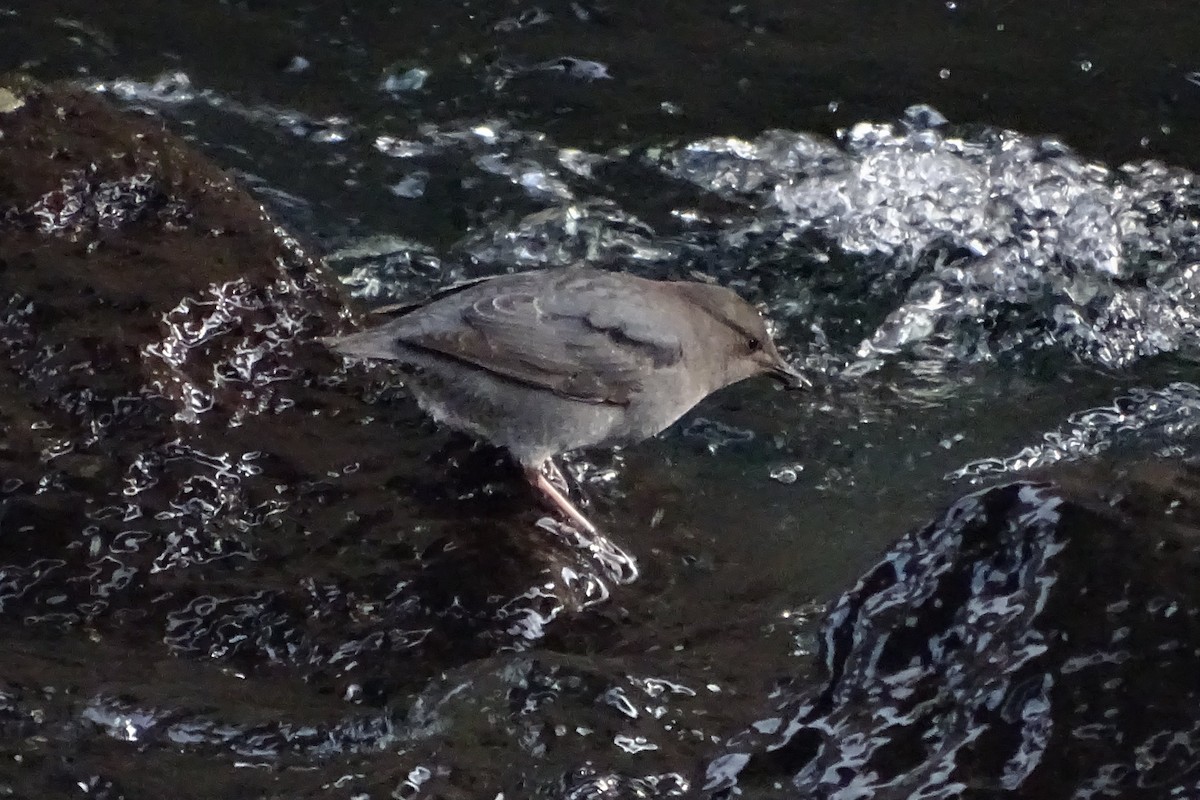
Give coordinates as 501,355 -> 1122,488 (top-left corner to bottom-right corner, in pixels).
4,4 -> 1200,796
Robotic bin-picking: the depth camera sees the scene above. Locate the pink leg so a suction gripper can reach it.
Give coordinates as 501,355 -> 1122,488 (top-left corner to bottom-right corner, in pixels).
543,459 -> 570,492
524,464 -> 597,534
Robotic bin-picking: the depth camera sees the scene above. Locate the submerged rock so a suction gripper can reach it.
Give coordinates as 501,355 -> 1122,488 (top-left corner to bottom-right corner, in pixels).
708,463 -> 1200,798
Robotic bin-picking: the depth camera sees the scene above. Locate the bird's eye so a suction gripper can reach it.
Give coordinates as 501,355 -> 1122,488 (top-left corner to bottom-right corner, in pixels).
746,336 -> 762,352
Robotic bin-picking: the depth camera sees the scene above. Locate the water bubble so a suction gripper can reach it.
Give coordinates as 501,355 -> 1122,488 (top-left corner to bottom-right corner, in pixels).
613,734 -> 659,753
389,171 -> 429,199
903,104 -> 948,128
494,7 -> 551,31
379,67 -> 429,94
373,136 -> 429,158
283,56 -> 310,74
769,464 -> 804,484
530,57 -> 612,81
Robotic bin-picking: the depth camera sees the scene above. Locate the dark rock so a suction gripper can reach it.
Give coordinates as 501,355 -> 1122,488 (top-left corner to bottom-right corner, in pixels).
0,76 -> 643,796
707,463 -> 1200,798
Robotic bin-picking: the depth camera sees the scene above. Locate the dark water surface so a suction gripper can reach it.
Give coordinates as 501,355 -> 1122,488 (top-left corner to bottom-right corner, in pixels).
2,2 -> 1200,798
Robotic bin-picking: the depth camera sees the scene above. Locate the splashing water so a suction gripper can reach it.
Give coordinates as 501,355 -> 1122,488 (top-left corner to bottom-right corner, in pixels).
951,382 -> 1200,480
667,105 -> 1200,371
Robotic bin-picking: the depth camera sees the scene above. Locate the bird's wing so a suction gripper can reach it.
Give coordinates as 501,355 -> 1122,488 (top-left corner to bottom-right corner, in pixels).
394,272 -> 684,405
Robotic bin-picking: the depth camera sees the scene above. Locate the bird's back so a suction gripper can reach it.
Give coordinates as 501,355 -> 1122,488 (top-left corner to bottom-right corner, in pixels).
329,268 -> 692,407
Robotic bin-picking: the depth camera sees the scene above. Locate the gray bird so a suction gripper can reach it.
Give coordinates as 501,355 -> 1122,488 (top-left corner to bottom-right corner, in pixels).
324,267 -> 808,532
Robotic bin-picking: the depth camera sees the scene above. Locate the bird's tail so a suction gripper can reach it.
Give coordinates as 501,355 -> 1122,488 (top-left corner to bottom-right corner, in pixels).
318,329 -> 399,362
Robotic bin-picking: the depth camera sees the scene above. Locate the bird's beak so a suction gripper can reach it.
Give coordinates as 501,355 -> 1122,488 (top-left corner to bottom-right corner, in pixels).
768,359 -> 812,390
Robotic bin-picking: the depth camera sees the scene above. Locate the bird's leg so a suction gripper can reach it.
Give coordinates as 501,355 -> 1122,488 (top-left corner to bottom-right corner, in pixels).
524,463 -> 597,534
541,459 -> 570,493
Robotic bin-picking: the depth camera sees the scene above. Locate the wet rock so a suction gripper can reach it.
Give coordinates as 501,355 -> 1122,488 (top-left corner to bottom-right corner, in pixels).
707,463 -> 1200,798
0,73 -> 349,425
0,76 -> 642,793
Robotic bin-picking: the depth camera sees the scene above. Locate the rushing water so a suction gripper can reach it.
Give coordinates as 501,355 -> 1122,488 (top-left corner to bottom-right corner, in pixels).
2,2 -> 1200,798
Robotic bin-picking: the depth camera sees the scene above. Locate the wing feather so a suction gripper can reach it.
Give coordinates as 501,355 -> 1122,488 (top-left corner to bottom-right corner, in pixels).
391,270 -> 684,405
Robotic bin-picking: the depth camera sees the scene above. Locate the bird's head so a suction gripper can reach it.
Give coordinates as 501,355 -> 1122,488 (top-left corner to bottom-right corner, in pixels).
673,281 -> 810,391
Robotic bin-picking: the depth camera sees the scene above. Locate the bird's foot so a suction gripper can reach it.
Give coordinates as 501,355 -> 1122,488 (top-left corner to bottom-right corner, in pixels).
525,463 -> 597,534
541,459 -> 571,494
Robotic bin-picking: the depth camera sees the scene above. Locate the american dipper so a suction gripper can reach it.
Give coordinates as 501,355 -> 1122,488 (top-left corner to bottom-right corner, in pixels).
325,267 -> 808,532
